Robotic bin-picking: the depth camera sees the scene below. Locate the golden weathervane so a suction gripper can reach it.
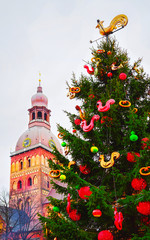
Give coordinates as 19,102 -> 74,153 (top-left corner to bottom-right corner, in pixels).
96,14 -> 128,36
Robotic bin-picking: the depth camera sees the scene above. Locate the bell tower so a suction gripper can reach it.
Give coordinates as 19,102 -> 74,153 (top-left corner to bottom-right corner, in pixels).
9,79 -> 62,216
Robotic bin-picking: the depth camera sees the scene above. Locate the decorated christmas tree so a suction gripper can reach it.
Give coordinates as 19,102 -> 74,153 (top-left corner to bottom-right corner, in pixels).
39,15 -> 150,240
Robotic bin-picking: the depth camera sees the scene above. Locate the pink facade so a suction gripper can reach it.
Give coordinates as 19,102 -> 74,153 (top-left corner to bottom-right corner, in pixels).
9,82 -> 62,239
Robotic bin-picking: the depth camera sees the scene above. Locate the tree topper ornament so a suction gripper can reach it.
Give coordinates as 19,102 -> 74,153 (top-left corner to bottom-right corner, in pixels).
96,14 -> 128,36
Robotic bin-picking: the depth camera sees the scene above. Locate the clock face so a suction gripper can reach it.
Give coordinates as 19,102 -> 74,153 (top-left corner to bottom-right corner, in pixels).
23,138 -> 31,148
49,139 -> 56,149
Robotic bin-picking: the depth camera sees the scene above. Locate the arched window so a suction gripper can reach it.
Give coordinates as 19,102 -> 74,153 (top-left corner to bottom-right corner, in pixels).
12,181 -> 17,190
18,180 -> 22,189
11,162 -> 15,173
20,161 -> 23,170
33,175 -> 38,185
28,158 -> 31,167
32,112 -> 35,120
37,111 -> 42,119
18,199 -> 23,210
26,197 -> 31,212
28,177 -> 32,186
44,113 -> 47,121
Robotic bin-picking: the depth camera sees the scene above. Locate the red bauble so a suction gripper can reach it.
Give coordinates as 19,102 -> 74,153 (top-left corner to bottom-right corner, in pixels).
141,216 -> 150,226
131,178 -> 147,191
72,129 -> 76,133
107,72 -> 112,78
74,119 -> 81,125
127,152 -> 140,162
98,230 -> 113,240
141,138 -> 150,149
79,165 -> 91,175
78,186 -> 92,199
107,51 -> 112,55
92,209 -> 102,217
69,209 -> 81,221
137,201 -> 150,215
119,73 -> 127,80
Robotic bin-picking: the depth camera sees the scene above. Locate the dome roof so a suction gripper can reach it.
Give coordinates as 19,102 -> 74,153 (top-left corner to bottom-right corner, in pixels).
31,85 -> 48,107
15,126 -> 62,154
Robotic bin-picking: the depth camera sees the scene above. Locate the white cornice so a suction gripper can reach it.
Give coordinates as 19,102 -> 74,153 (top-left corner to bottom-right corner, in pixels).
10,143 -> 53,157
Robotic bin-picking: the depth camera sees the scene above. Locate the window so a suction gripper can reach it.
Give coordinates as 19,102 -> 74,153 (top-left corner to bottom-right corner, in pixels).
32,112 -> 35,120
18,199 -> 23,210
18,180 -> 22,189
44,113 -> 47,121
26,197 -> 31,212
12,181 -> 17,190
28,177 -> 32,186
33,175 -> 38,185
37,111 -> 42,119
28,158 -> 31,167
20,161 -> 23,170
11,162 -> 15,173
47,181 -> 50,188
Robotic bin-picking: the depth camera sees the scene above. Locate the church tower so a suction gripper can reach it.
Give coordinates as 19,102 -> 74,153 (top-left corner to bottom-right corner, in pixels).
9,80 -> 62,216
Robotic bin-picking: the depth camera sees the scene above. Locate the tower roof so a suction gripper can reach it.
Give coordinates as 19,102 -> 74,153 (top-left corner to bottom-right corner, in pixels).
12,80 -> 62,155
31,80 -> 48,107
15,126 -> 62,154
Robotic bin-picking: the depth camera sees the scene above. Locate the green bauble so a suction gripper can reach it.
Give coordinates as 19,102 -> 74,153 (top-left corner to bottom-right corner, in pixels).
61,141 -> 66,147
130,131 -> 138,141
53,206 -> 60,212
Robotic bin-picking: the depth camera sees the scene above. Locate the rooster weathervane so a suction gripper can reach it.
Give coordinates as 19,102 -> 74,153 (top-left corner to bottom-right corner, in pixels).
91,14 -> 128,43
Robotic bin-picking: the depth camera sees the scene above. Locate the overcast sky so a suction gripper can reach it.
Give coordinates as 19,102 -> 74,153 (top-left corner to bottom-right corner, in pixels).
0,0 -> 150,192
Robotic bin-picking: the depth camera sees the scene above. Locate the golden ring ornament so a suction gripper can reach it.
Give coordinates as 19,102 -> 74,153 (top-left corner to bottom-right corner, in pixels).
64,145 -> 70,156
67,91 -> 76,99
69,87 -> 80,93
91,57 -> 101,63
49,170 -> 61,178
58,132 -> 65,139
132,108 -> 138,113
139,166 -> 150,176
68,161 -> 76,169
119,100 -> 131,107
96,14 -> 128,36
96,49 -> 105,54
99,152 -> 120,168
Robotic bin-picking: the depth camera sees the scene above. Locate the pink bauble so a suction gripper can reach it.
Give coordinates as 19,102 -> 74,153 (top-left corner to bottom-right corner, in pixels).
119,73 -> 127,80
131,178 -> 147,191
98,230 -> 113,240
107,72 -> 112,78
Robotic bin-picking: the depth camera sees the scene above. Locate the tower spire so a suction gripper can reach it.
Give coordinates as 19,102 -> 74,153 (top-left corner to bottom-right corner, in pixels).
37,72 -> 42,93
39,72 -> 41,86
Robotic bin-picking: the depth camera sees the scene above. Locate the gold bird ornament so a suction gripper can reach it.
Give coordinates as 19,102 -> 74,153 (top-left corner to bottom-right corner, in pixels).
99,152 -> 120,168
96,14 -> 128,36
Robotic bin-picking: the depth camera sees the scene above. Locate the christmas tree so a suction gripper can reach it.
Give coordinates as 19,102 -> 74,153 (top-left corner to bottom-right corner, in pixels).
39,15 -> 150,240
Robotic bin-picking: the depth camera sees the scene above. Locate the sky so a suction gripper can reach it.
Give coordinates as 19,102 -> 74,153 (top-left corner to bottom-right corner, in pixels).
0,0 -> 150,192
